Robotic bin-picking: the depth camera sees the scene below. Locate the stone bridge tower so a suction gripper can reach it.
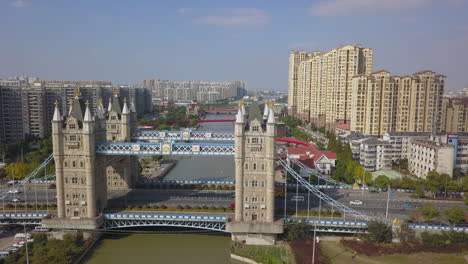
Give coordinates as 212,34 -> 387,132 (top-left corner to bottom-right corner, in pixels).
48,89 -> 137,229
227,101 -> 283,245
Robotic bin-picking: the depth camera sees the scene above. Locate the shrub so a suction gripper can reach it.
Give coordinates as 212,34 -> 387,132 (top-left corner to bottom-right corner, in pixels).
418,203 -> 440,220
184,205 -> 192,210
160,204 -> 167,209
396,224 -> 417,244
209,206 -> 217,210
365,219 -> 392,243
176,205 -> 184,210
142,205 -> 148,210
152,205 -> 159,210
194,206 -> 201,210
128,205 -> 135,210
48,183 -> 56,189
284,221 -> 310,241
202,205 -> 208,210
445,205 -> 465,223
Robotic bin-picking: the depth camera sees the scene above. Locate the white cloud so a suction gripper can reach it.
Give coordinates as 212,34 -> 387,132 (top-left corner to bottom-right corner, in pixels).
309,0 -> 430,16
10,0 -> 28,8
195,8 -> 269,27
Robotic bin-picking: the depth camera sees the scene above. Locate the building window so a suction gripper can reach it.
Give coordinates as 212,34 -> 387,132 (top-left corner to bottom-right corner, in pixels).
64,162 -> 68,168
245,197 -> 249,202
69,124 -> 76,129
245,163 -> 249,170
261,164 -> 265,171
253,163 -> 257,170
252,126 -> 259,132
245,180 -> 248,187
65,178 -> 68,184
80,161 -> 84,168
252,138 -> 259,144
69,135 -> 77,141
252,180 -> 258,187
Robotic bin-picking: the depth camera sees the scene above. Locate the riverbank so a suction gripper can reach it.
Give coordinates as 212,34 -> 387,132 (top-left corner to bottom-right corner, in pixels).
231,242 -> 296,264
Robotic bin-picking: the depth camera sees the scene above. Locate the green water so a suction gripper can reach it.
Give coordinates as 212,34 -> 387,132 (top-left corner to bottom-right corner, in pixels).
86,233 -> 242,264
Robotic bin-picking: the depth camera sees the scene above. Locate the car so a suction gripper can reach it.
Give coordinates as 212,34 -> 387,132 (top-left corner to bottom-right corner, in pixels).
11,243 -> 22,248
291,196 -> 305,202
403,201 -> 422,207
188,193 -> 198,198
7,189 -> 20,194
349,200 -> 363,205
11,198 -> 21,203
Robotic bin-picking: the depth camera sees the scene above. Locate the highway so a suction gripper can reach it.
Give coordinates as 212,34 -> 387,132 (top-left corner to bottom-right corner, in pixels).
0,184 -> 464,222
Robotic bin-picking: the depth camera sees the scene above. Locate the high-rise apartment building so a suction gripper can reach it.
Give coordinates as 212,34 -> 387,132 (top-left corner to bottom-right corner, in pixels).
350,71 -> 445,136
142,79 -> 247,103
0,79 -> 152,143
441,97 -> 468,133
287,45 -> 373,128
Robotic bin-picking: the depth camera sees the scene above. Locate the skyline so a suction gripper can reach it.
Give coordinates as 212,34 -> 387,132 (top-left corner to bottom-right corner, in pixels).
0,0 -> 467,91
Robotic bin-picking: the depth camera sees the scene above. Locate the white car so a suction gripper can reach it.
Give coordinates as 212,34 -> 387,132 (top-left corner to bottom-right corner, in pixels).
11,198 -> 21,203
7,189 -> 20,194
349,200 -> 363,205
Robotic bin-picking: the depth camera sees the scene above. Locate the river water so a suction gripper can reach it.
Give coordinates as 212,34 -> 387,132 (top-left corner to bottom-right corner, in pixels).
86,114 -> 239,263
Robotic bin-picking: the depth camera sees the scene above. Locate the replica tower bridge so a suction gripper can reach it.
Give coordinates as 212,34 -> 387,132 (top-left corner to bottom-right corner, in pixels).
0,91 -> 378,244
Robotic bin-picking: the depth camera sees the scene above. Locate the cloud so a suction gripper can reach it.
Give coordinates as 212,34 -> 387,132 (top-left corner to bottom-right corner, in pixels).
194,8 -> 269,27
10,0 -> 28,8
309,0 -> 431,16
177,8 -> 193,14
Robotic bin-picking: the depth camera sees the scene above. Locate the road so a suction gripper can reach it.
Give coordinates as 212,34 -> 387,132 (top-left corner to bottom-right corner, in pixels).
0,184 -> 464,222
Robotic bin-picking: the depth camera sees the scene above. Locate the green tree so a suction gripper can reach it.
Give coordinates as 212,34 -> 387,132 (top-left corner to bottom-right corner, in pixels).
284,221 -> 310,241
445,205 -> 465,223
446,180 -> 460,194
412,184 -> 426,198
156,124 -> 171,130
0,168 -> 6,179
465,194 -> 468,205
461,176 -> 468,192
374,175 -> 391,189
365,219 -> 392,243
400,177 -> 416,190
418,203 -> 440,221
5,162 -> 30,179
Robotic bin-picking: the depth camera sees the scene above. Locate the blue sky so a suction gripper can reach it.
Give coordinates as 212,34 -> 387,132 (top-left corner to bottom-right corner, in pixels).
0,0 -> 467,91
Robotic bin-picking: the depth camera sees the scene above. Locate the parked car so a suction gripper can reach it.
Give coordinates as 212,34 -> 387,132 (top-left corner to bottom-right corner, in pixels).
291,196 -> 305,202
7,189 -> 20,194
11,198 -> 21,203
349,200 -> 363,205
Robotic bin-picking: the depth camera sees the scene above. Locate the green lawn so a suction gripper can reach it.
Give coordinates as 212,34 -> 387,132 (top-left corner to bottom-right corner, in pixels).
232,243 -> 296,264
320,241 -> 467,264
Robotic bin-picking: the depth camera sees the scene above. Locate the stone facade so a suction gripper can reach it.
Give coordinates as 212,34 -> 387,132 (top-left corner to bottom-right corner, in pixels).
52,90 -> 138,222
227,101 -> 283,245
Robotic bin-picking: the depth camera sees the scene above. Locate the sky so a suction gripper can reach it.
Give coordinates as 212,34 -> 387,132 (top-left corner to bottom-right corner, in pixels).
0,0 -> 467,92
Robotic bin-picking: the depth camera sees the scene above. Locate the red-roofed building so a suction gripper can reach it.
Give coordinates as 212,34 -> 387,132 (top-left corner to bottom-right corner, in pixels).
288,144 -> 337,175
335,123 -> 351,136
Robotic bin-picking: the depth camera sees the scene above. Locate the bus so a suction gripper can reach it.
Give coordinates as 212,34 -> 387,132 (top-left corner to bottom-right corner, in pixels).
14,233 -> 31,242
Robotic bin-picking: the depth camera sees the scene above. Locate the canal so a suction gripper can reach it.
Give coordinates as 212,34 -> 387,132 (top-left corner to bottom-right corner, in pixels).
86,114 -> 239,263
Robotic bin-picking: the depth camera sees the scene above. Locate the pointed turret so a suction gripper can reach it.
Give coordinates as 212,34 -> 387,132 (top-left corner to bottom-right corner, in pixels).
96,98 -> 106,119
263,101 -> 270,120
267,107 -> 275,124
53,101 -> 62,121
235,108 -> 244,123
122,98 -> 130,115
130,97 -> 137,113
107,97 -> 112,112
84,101 -> 92,122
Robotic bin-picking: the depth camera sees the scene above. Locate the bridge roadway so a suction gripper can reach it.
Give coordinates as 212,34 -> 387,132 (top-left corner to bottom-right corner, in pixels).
0,185 -> 464,222
1,211 -> 467,234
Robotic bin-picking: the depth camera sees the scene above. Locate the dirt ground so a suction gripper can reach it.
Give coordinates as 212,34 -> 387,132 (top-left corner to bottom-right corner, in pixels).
289,239 -> 327,264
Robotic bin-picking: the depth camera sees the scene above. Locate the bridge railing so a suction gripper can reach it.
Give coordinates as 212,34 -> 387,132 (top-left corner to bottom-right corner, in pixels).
104,213 -> 227,221
0,213 -> 48,219
131,130 -> 234,141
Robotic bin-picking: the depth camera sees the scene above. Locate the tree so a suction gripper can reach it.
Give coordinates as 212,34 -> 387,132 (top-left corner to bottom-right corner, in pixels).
461,176 -> 468,192
445,205 -> 465,223
0,168 -> 6,179
374,175 -> 391,189
5,162 -> 30,179
365,219 -> 392,243
284,221 -> 310,241
446,180 -> 460,194
418,203 -> 440,221
412,184 -> 426,198
465,195 -> 468,205
400,177 -> 416,190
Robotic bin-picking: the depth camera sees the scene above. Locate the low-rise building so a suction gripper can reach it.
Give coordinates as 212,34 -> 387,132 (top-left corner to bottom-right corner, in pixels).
335,123 -> 351,136
408,139 -> 454,178
288,145 -> 337,175
358,138 -> 392,171
382,132 -> 431,162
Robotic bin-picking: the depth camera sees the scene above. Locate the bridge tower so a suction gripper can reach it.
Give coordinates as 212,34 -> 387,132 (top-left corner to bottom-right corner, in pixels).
227,101 -> 283,245
49,91 -> 107,229
104,92 -> 138,190
47,89 -> 138,230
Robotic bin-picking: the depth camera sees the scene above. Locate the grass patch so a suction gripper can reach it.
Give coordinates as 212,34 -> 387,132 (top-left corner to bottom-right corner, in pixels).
232,242 -> 296,264
320,240 -> 468,264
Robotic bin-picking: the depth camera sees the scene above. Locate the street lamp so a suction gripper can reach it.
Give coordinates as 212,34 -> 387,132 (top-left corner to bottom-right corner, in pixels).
385,184 -> 390,219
